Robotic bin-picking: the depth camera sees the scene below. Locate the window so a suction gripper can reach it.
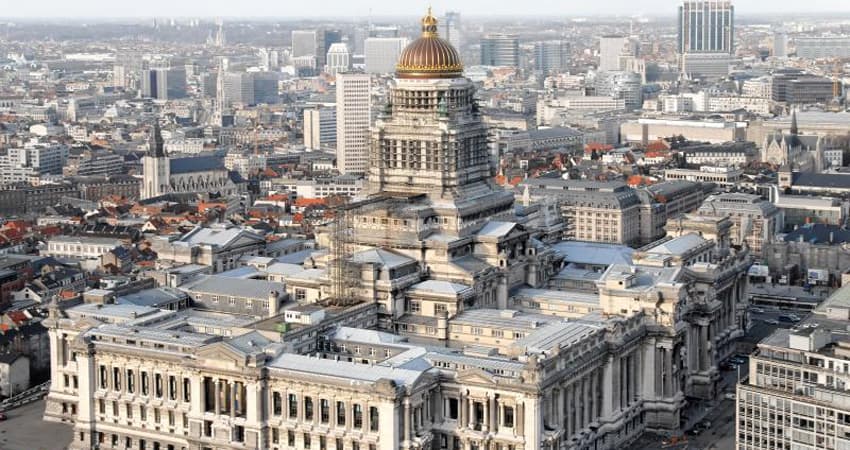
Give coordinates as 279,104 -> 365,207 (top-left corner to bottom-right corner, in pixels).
168,376 -> 177,400
448,398 -> 459,419
112,367 -> 121,391
203,420 -> 213,437
503,406 -> 514,428
182,378 -> 191,402
141,372 -> 149,396
126,403 -> 133,419
155,374 -> 163,398
288,430 -> 295,446
272,392 -> 282,416
369,407 -> 379,431
234,426 -> 245,443
353,404 -> 363,429
304,434 -> 311,449
336,401 -> 346,426
288,394 -> 298,419
320,399 -> 330,423
140,405 -> 147,421
98,399 -> 105,414
154,408 -> 160,424
305,396 -> 314,421
127,370 -> 135,393
295,289 -> 306,301
410,301 -> 421,314
272,428 -> 279,444
435,304 -> 447,314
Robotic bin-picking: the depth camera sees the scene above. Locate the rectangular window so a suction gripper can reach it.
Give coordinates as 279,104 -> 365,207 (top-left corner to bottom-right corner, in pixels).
288,394 -> 298,419
168,376 -> 177,400
448,398 -> 459,419
305,396 -> 314,421
304,434 -> 311,449
288,430 -> 295,446
353,404 -> 363,429
410,301 -> 421,314
234,426 -> 245,443
503,406 -> 515,428
182,378 -> 191,402
320,399 -> 330,423
337,401 -> 346,426
112,367 -> 121,391
272,392 -> 282,416
369,406 -> 379,432
272,428 -> 279,444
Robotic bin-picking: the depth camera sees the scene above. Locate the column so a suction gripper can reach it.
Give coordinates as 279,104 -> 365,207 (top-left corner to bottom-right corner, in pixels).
404,399 -> 411,442
482,395 -> 490,433
583,375 -> 591,426
590,369 -> 598,419
459,391 -> 466,429
230,382 -> 237,417
643,340 -> 655,400
564,384 -> 571,438
602,356 -> 613,418
214,379 -> 221,415
490,394 -> 498,432
664,348 -> 674,397
467,398 -> 475,429
516,401 -> 524,435
497,276 -> 508,310
700,325 -> 710,371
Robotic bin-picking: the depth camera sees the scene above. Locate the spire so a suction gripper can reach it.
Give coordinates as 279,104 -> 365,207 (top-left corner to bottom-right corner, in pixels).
149,121 -> 165,158
790,107 -> 798,136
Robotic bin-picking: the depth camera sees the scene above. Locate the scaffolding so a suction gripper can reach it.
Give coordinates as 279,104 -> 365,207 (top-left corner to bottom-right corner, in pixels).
327,200 -> 359,306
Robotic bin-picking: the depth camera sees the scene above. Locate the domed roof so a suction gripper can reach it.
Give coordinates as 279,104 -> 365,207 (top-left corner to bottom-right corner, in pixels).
396,8 -> 463,79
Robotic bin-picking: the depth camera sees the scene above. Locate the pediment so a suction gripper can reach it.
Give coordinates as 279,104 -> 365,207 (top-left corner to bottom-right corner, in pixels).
196,341 -> 248,366
456,367 -> 498,385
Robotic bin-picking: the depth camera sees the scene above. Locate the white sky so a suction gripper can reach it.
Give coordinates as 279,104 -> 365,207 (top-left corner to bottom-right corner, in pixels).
4,0 -> 850,18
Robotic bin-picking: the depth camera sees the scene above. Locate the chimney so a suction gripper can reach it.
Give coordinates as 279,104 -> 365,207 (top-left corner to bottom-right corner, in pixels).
268,290 -> 280,317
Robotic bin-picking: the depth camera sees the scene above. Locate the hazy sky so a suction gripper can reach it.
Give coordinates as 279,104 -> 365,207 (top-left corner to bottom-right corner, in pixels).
5,0 -> 850,18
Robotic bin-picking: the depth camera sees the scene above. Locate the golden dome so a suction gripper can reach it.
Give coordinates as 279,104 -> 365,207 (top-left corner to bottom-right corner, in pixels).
396,7 -> 463,79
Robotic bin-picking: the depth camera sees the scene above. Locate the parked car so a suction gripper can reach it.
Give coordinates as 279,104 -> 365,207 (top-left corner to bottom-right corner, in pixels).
763,319 -> 779,325
0,412 -> 7,421
749,307 -> 765,314
779,315 -> 800,323
724,392 -> 737,400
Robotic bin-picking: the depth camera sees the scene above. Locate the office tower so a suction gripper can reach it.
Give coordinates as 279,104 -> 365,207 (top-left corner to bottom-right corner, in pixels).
140,68 -> 187,100
534,40 -> 571,73
304,106 -> 337,150
678,0 -> 734,53
291,30 -> 318,59
369,25 -> 399,38
678,1 -> 735,78
326,43 -> 352,76
112,65 -> 126,88
773,32 -> 788,58
336,72 -> 371,174
319,29 -> 343,68
480,34 -> 520,67
594,71 -> 643,111
364,37 -> 408,74
223,73 -> 254,106
443,11 -> 462,51
599,35 -> 628,72
796,36 -> 850,59
223,73 -> 279,106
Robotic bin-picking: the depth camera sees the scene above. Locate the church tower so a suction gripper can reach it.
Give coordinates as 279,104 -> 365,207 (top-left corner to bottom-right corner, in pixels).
141,122 -> 170,199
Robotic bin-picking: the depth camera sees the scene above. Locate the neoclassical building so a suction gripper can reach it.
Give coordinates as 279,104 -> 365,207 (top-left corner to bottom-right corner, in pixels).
141,123 -> 242,200
44,10 -> 752,450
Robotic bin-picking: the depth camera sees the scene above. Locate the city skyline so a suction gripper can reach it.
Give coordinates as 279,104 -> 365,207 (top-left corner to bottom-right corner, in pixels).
4,0 -> 850,18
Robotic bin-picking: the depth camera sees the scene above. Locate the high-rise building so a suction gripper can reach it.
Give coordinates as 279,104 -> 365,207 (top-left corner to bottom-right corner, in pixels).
678,0 -> 734,54
0,143 -> 69,185
593,71 -> 643,111
443,11 -> 462,52
304,106 -> 337,150
773,32 -> 788,58
336,72 -> 371,174
364,37 -> 408,74
480,34 -> 520,67
599,35 -> 627,72
140,68 -> 187,100
326,43 -> 352,76
677,1 -> 735,78
534,40 -> 571,73
319,30 -> 342,67
795,35 -> 850,59
291,30 -> 318,59
223,72 -> 279,106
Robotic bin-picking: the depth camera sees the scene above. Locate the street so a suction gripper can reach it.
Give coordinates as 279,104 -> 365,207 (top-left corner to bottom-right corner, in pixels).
0,399 -> 72,450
